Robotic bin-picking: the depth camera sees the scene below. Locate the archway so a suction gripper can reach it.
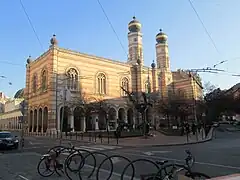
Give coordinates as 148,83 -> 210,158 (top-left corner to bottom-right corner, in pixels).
43,107 -> 48,132
127,108 -> 133,125
38,108 -> 42,132
98,110 -> 106,130
85,107 -> 94,131
108,108 -> 117,121
29,110 -> 33,132
34,109 -> 37,132
60,106 -> 70,132
118,108 -> 125,122
73,107 -> 84,131
108,108 -> 117,130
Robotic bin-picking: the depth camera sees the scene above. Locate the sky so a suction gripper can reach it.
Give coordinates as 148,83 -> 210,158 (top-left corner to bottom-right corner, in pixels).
1,0 -> 240,97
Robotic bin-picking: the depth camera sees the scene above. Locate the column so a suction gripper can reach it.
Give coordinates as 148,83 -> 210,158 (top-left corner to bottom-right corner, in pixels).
70,115 -> 74,132
132,116 -> 136,129
94,114 -> 99,130
36,110 -> 39,133
41,110 -> 44,133
81,117 -> 86,132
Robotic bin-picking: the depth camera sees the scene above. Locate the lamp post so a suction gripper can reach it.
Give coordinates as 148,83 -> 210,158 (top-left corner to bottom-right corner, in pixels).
20,100 -> 27,150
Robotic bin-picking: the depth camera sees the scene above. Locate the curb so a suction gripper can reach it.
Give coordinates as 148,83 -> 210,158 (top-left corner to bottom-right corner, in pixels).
19,128 -> 215,148
123,127 -> 215,148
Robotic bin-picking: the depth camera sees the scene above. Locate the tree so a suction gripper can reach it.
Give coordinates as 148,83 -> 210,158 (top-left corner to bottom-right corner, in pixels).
203,81 -> 217,95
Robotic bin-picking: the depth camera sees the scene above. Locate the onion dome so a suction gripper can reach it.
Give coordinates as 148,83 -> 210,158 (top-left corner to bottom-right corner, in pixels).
50,34 -> 58,46
151,60 -> 156,68
156,29 -> 168,44
26,56 -> 32,64
128,16 -> 141,32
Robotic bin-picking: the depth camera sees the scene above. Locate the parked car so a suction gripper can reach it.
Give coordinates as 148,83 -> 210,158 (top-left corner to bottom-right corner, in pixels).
0,131 -> 19,150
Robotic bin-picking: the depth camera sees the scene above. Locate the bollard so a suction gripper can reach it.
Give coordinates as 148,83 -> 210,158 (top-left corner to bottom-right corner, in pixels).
81,133 -> 83,140
107,132 -> 110,144
95,133 -> 97,142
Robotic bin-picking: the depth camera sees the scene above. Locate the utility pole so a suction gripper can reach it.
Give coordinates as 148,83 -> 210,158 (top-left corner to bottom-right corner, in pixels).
20,100 -> 27,150
59,87 -> 67,145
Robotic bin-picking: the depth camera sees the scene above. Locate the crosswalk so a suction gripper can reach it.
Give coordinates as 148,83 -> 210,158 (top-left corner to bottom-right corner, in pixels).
61,145 -> 122,156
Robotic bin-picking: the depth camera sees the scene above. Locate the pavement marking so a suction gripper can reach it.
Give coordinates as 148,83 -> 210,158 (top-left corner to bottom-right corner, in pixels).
143,150 -> 172,156
24,145 -> 53,150
18,175 -> 29,180
84,164 -> 140,180
61,145 -> 122,156
28,141 -> 43,145
115,151 -> 240,170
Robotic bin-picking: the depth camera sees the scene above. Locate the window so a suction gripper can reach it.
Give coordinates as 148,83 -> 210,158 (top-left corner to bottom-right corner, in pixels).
97,73 -> 106,94
32,74 -> 37,93
41,70 -> 47,91
145,80 -> 151,93
67,68 -> 78,90
121,77 -> 129,96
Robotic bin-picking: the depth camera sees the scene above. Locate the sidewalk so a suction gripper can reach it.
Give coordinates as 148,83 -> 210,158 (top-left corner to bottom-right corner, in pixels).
23,128 -> 214,148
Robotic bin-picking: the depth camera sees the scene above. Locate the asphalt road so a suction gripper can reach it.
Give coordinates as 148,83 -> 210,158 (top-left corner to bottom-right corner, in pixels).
0,125 -> 239,179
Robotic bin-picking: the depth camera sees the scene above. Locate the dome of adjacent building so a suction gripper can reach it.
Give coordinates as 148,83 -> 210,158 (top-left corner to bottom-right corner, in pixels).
14,88 -> 24,99
128,16 -> 141,32
156,29 -> 168,44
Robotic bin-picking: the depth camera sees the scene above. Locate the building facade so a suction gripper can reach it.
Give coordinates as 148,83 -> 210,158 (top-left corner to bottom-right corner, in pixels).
24,17 -> 203,133
0,89 -> 24,130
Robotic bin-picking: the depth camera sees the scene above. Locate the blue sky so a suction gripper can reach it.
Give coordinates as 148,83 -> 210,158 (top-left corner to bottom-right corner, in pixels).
0,0 -> 240,97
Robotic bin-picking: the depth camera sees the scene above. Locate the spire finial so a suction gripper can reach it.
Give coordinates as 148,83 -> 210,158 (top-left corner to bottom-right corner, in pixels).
159,29 -> 162,32
133,16 -> 136,20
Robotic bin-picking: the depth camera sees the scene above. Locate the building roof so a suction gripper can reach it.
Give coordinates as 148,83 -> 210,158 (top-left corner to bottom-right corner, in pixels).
14,88 -> 24,99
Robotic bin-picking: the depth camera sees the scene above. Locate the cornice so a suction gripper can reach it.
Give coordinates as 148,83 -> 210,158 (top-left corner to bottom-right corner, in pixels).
29,49 -> 52,66
57,47 -> 131,68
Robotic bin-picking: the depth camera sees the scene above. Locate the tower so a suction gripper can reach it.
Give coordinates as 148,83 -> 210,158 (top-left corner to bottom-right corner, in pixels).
155,29 -> 173,98
127,16 -> 143,65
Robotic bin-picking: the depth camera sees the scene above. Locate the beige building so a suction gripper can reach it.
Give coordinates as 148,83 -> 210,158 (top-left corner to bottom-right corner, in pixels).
24,17 -> 202,133
0,89 -> 24,130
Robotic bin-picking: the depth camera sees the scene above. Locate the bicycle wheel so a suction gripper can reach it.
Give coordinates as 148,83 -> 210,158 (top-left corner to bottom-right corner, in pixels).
37,157 -> 55,177
187,172 -> 211,179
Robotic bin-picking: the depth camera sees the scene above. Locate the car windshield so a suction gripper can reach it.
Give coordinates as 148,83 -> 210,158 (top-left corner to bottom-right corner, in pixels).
0,133 -> 12,138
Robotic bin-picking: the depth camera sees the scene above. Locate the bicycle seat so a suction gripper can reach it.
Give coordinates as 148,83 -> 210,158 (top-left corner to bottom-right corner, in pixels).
156,160 -> 168,165
42,154 -> 50,158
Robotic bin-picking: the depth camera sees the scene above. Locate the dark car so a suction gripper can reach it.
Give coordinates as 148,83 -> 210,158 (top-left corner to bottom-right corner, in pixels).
0,131 -> 19,150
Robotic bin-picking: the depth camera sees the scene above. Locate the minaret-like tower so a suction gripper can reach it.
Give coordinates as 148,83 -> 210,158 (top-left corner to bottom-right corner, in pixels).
155,29 -> 173,98
127,16 -> 143,65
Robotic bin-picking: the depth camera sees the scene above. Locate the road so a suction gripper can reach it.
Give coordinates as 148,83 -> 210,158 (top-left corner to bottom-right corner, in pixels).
0,125 -> 239,179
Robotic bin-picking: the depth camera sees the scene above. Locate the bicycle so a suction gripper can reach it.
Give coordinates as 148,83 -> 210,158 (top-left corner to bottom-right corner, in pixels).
141,150 -> 209,180
37,143 -> 77,177
153,150 -> 209,180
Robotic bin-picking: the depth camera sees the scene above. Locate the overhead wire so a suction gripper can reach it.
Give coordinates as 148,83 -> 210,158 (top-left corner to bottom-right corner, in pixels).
187,0 -> 230,69
96,0 -> 128,56
19,0 -> 44,51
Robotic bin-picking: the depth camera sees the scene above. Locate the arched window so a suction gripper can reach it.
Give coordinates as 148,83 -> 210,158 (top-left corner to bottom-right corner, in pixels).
67,68 -> 78,90
41,70 -> 47,91
145,80 -> 151,93
121,77 -> 129,96
32,74 -> 37,93
97,73 -> 106,94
